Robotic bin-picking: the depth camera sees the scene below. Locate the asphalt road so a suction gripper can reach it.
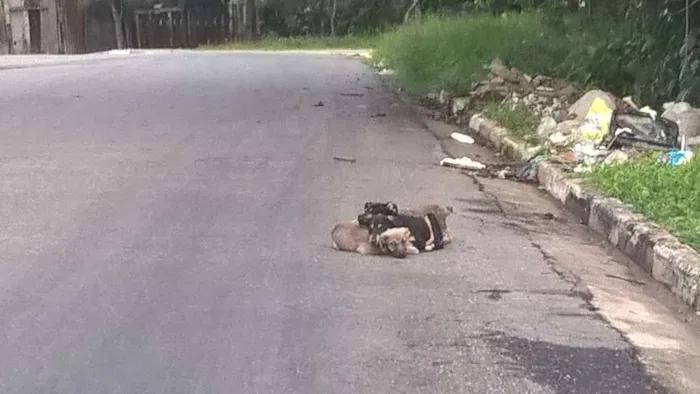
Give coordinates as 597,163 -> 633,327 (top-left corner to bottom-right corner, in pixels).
0,51 -> 693,393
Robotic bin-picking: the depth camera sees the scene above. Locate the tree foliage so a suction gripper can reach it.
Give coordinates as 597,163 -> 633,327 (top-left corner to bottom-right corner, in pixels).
260,0 -> 700,104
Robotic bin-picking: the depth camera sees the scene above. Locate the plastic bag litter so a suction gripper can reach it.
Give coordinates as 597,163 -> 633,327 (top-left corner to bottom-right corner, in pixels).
450,132 -> 475,144
513,150 -> 548,182
439,156 -> 486,170
658,150 -> 694,167
604,110 -> 680,150
578,97 -> 614,144
638,106 -> 658,120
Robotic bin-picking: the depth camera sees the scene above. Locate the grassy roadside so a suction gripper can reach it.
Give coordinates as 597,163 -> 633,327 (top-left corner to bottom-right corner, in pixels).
373,13 -> 570,96
201,35 -> 379,51
582,155 -> 700,251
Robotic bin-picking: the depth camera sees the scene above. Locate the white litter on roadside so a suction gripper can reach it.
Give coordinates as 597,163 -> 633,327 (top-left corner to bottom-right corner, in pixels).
378,68 -> 395,75
450,132 -> 475,144
439,156 -> 486,170
108,49 -> 133,55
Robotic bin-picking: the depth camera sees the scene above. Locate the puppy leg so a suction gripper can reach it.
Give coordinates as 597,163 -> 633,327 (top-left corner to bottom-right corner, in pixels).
443,231 -> 453,244
422,215 -> 436,252
332,240 -> 339,250
406,244 -> 420,254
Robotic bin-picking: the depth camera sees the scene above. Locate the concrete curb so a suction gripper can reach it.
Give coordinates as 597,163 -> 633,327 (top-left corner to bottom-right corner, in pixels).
0,50 -> 140,71
468,113 -> 700,310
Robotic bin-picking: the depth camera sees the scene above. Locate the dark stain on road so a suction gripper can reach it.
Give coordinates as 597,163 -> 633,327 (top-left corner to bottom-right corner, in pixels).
477,330 -> 670,394
475,289 -> 512,301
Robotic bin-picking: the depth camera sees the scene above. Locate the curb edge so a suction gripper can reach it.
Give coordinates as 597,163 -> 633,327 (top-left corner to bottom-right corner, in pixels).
468,113 -> 700,310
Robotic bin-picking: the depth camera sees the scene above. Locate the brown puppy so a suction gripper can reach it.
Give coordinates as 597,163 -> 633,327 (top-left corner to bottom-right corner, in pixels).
331,223 -> 416,258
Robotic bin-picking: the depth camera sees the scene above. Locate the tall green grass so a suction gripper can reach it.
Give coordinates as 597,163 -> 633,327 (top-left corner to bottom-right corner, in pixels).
374,13 -> 571,96
202,35 -> 379,51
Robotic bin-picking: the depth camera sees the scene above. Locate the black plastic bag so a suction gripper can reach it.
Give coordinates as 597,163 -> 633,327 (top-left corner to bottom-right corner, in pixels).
604,110 -> 680,150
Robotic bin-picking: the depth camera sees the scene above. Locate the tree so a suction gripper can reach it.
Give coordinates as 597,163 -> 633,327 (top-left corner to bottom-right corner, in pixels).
330,0 -> 337,35
110,0 -> 127,49
80,0 -> 131,49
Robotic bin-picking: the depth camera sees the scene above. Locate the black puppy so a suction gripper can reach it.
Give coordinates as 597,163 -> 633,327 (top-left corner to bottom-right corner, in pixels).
368,212 -> 444,253
357,201 -> 399,227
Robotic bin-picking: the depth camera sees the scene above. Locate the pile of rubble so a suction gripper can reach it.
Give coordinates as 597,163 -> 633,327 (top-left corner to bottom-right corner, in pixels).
424,58 -> 583,123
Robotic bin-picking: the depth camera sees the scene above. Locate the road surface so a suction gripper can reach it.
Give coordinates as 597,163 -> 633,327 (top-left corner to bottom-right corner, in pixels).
0,51 -> 698,393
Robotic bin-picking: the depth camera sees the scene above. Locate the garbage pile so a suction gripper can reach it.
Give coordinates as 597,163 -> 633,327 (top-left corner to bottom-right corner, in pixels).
424,58 -> 582,123
424,58 -> 700,180
529,89 -> 699,175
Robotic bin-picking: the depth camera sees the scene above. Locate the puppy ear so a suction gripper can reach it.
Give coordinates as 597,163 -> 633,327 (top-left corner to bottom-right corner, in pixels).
386,202 -> 399,214
364,202 -> 372,210
446,205 -> 454,214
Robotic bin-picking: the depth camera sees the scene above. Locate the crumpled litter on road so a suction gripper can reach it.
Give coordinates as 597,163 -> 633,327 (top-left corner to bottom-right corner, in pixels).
450,132 -> 474,144
439,156 -> 486,170
514,150 -> 548,182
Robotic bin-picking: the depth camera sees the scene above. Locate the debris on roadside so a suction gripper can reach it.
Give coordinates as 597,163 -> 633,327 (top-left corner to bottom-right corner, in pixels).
513,150 -> 548,182
657,136 -> 695,167
605,109 -> 679,150
313,101 -> 325,107
450,132 -> 475,144
440,156 -> 486,170
657,150 -> 694,167
418,58 -> 698,181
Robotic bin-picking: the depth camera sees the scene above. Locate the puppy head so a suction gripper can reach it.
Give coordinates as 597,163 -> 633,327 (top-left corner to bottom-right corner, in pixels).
357,202 -> 398,228
368,214 -> 400,245
418,203 -> 454,231
356,213 -> 373,228
377,227 -> 412,258
363,201 -> 399,216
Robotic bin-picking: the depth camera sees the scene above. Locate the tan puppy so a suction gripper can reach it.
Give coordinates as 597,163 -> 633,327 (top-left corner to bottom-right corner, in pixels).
331,223 -> 417,258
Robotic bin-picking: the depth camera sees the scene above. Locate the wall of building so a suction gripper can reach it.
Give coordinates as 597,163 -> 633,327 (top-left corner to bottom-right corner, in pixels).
1,0 -> 75,54
43,0 -> 58,53
0,0 -> 10,54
